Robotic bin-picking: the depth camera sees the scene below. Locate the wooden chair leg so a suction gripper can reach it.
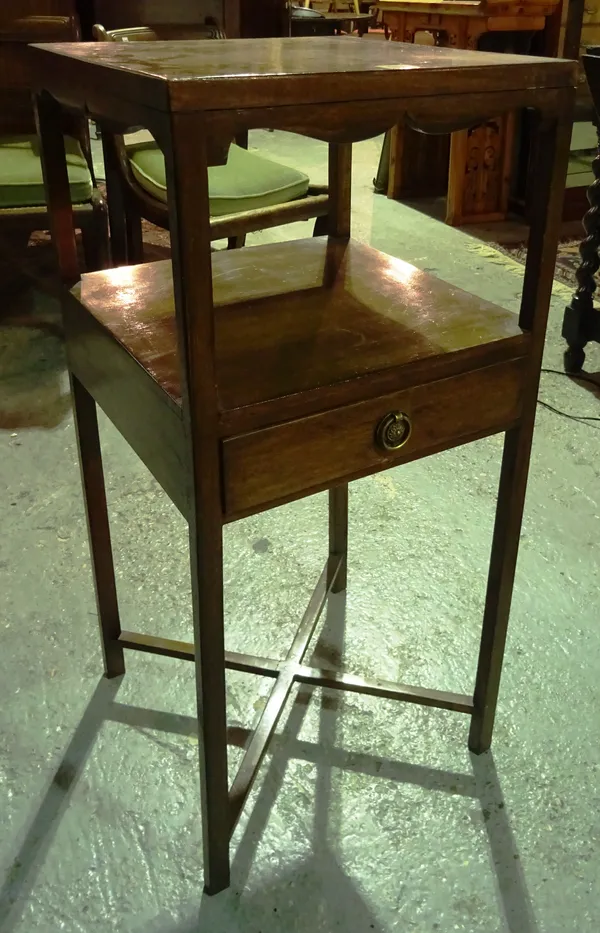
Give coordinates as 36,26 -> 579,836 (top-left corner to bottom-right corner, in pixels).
227,234 -> 246,249
70,374 -> 125,678
81,197 -> 110,272
329,484 -> 348,593
125,207 -> 144,264
101,129 -> 129,267
387,124 -> 404,200
101,128 -> 144,266
313,214 -> 329,236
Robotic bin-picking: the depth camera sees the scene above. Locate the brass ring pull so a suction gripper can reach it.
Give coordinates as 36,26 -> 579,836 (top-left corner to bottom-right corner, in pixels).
375,411 -> 412,451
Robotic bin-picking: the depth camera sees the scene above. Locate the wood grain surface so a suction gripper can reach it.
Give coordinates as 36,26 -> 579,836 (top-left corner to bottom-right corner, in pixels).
28,36 -> 577,114
222,358 -> 526,517
74,237 -> 528,423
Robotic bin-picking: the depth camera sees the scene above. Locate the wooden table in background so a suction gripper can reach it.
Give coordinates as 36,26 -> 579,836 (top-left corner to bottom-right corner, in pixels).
376,0 -> 561,224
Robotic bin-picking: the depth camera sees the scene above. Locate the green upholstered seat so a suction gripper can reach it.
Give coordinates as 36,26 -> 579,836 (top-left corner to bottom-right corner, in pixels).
0,135 -> 93,208
127,140 -> 310,216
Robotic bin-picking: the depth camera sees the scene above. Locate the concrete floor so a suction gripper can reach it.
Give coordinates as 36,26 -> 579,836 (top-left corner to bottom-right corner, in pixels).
1,132 -> 599,933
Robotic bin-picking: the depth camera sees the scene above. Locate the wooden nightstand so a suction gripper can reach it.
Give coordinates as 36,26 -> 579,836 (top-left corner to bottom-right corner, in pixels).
29,36 -> 575,894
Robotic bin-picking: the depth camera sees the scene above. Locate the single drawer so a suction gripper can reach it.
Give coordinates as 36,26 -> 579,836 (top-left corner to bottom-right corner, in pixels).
222,358 -> 526,518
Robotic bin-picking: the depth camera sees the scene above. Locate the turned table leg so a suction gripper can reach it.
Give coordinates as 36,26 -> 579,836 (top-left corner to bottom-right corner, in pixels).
562,113 -> 600,372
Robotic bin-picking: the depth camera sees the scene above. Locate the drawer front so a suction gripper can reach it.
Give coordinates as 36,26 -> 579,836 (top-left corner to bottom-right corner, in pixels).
222,358 -> 526,518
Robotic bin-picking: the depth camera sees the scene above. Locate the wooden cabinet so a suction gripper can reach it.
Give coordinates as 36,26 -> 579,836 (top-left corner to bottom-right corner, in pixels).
376,0 -> 562,224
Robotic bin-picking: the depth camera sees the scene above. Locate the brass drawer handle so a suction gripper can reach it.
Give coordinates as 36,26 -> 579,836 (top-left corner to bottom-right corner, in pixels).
375,411 -> 412,451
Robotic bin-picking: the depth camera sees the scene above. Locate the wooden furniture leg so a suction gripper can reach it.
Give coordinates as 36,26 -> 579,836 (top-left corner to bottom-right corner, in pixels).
102,129 -> 144,266
35,92 -> 124,676
325,143 -> 351,596
387,123 -> 403,200
71,374 -> 125,677
165,112 -> 231,894
329,486 -> 349,593
227,234 -> 247,249
124,204 -> 144,264
562,113 -> 600,372
81,192 -> 110,272
102,129 -> 129,266
33,91 -> 79,284
446,129 -> 469,225
469,111 -> 572,753
34,94 -> 122,678
313,213 -> 329,236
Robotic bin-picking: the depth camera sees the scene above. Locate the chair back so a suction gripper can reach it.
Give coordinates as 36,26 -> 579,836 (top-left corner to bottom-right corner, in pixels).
300,0 -> 360,12
92,20 -> 226,140
92,21 -> 226,41
90,0 -> 226,33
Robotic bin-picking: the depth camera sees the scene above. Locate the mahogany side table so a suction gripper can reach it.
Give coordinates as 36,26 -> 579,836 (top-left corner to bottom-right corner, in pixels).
28,37 -> 575,894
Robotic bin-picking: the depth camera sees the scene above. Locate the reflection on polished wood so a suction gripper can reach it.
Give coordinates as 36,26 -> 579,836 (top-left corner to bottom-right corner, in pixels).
68,237 -> 529,518
74,237 -> 527,412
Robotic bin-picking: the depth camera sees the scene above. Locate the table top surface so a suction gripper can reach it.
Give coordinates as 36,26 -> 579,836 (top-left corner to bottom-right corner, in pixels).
29,37 -> 576,113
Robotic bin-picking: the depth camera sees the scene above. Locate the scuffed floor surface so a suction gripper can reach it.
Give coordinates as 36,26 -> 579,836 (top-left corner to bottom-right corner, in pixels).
1,132 -> 599,933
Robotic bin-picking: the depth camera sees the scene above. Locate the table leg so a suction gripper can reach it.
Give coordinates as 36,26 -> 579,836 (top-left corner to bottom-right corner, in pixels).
164,113 -> 231,894
70,375 -> 125,678
469,105 -> 572,753
325,143 -> 351,594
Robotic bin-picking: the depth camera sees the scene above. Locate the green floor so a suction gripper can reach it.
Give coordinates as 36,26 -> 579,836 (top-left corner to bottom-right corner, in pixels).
1,132 -> 599,933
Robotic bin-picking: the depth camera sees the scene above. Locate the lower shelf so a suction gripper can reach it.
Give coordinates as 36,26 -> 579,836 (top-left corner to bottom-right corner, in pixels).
74,235 -> 528,426
69,235 -> 531,521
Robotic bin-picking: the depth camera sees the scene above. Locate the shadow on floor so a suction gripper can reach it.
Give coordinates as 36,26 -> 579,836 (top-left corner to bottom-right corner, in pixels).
0,596 -> 540,933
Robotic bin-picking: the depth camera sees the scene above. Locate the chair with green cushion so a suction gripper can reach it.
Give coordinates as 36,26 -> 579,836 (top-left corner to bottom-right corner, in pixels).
0,135 -> 93,209
0,11 -> 108,272
92,22 -> 329,265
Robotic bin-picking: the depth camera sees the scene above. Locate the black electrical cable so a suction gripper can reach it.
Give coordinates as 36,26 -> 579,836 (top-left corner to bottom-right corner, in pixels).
537,368 -> 600,425
541,367 -> 600,388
